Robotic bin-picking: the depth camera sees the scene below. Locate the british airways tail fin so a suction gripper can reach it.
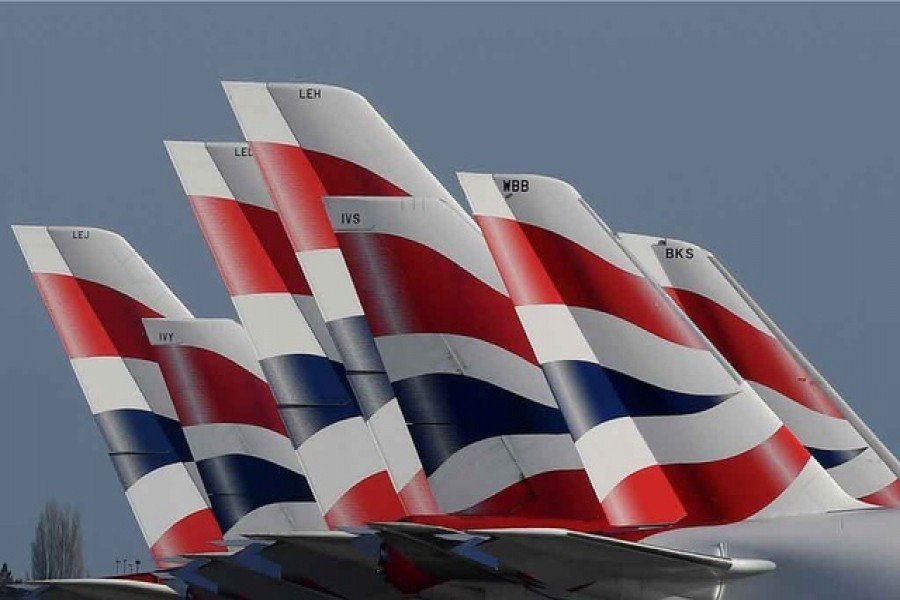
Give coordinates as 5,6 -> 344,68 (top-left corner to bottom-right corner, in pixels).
323,195 -> 604,522
457,177 -> 684,526
459,174 -> 861,525
619,233 -> 900,506
144,317 -> 327,535
12,225 -> 224,567
165,140 -> 413,526
220,85 -> 440,515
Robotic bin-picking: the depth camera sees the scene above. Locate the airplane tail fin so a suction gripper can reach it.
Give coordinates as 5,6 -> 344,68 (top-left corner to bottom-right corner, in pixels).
144,317 -> 327,535
459,174 -> 860,525
458,176 -> 685,526
221,85 -> 440,515
619,233 -> 900,506
324,195 -> 604,521
165,140 -> 411,526
12,225 -> 223,566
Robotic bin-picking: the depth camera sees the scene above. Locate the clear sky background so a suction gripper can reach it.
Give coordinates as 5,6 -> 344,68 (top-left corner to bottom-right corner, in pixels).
2,2 -> 900,577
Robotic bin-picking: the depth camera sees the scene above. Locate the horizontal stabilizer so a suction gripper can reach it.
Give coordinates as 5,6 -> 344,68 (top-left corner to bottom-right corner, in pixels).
381,523 -> 774,597
243,523 -> 774,598
26,579 -> 179,600
469,528 -> 774,584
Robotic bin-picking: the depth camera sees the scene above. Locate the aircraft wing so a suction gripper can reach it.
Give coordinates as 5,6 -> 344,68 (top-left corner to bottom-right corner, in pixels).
367,523 -> 775,599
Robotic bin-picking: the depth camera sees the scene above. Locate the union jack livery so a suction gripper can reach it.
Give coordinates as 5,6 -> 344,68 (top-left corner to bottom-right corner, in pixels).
165,140 -> 406,527
619,233 -> 900,507
13,226 -> 224,567
144,317 -> 326,536
222,83 -> 438,515
459,173 -> 859,525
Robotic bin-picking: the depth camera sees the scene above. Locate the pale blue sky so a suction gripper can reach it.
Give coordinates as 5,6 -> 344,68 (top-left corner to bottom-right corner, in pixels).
3,2 -> 900,577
